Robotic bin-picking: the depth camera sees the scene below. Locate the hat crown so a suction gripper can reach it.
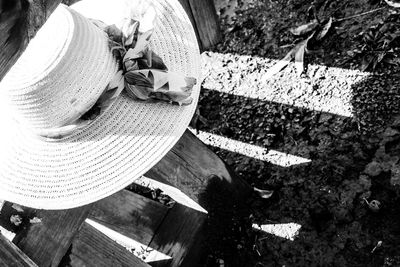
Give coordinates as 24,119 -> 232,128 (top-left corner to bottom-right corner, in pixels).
0,5 -> 118,131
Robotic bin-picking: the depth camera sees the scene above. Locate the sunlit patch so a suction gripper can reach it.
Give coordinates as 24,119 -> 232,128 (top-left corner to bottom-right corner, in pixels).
0,225 -> 15,241
134,176 -> 208,213
253,223 -> 302,241
190,129 -> 311,167
202,52 -> 371,117
85,219 -> 172,263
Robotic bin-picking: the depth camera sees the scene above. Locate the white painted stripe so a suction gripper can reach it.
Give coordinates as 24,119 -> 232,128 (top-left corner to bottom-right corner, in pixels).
253,223 -> 302,241
135,176 -> 208,214
0,225 -> 15,241
190,129 -> 311,167
202,52 -> 370,117
85,219 -> 172,263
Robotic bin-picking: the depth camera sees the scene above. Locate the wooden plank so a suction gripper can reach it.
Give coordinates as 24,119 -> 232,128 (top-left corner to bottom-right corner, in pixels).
0,0 -> 62,82
146,130 -> 253,211
148,203 -> 207,267
10,204 -> 92,267
178,0 -> 203,51
0,234 -> 38,267
184,0 -> 222,50
60,222 -> 150,267
89,189 -> 169,246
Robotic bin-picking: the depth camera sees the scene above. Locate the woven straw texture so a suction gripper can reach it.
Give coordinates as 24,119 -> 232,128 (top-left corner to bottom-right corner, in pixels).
0,0 -> 200,209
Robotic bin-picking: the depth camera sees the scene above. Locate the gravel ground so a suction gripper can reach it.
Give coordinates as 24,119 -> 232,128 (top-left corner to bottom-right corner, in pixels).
197,0 -> 400,266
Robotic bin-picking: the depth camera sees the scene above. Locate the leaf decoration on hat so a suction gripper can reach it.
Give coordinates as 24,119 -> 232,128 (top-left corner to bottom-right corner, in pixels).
39,10 -> 196,140
124,70 -> 195,105
103,17 -> 196,106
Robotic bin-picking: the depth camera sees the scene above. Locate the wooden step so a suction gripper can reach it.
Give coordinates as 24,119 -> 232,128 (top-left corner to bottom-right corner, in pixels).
0,235 -> 38,267
89,189 -> 169,246
60,222 -> 151,267
0,187 -> 207,267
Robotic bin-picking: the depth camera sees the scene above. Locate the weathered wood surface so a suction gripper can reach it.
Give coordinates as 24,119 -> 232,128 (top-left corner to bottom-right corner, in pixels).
0,235 -> 37,267
0,0 -> 62,82
89,189 -> 169,246
178,0 -> 222,50
149,203 -> 207,267
11,204 -> 92,267
0,190 -> 208,267
60,222 -> 151,267
146,129 -> 253,210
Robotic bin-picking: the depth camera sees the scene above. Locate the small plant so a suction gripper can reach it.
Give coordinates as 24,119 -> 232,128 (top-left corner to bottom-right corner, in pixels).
354,12 -> 400,71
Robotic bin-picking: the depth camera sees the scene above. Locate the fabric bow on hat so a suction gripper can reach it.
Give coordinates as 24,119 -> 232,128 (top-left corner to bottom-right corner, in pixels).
0,0 -> 201,210
40,14 -> 197,139
99,17 -> 196,106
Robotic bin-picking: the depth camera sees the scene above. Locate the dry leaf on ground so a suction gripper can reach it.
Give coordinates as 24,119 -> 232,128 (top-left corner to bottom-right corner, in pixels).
263,51 -> 294,80
10,215 -> 22,226
294,39 -> 308,75
254,187 -> 274,199
315,17 -> 333,41
290,20 -> 319,36
29,217 -> 42,224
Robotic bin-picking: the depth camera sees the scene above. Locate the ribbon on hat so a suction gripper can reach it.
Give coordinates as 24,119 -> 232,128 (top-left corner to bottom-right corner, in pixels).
96,17 -> 196,105
38,8 -> 196,140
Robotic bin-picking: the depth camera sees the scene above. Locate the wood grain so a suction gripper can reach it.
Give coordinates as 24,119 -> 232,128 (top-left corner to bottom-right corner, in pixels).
148,203 -> 207,267
177,0 -> 203,51
61,222 -> 150,267
0,234 -> 38,267
0,0 -> 62,82
178,0 -> 222,50
146,130 -> 253,210
89,189 -> 169,246
12,204 -> 92,267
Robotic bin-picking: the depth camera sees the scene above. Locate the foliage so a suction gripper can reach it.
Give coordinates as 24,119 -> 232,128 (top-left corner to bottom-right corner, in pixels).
205,0 -> 400,266
353,12 -> 400,71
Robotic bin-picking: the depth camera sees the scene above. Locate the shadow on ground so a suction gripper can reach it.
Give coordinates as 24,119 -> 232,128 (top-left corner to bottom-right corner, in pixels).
197,68 -> 400,267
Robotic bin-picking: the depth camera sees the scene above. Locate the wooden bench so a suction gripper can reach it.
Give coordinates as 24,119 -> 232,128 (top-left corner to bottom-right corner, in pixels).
0,1 -> 245,266
0,183 -> 207,267
178,0 -> 222,51
0,129 -> 252,267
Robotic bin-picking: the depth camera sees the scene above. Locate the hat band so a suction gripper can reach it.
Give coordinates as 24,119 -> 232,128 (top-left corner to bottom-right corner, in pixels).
36,14 -> 197,140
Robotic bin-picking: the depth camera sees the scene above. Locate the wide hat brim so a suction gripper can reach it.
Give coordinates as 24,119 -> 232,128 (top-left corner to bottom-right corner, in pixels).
0,0 -> 201,209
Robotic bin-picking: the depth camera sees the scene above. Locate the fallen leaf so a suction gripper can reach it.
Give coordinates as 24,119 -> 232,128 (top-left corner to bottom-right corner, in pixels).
263,51 -> 294,80
295,33 -> 315,76
315,17 -> 333,41
264,32 -> 315,79
289,20 -> 319,36
254,187 -> 274,199
29,217 -> 42,224
10,215 -> 23,226
385,0 -> 400,8
11,204 -> 24,212
294,40 -> 307,76
367,199 -> 381,212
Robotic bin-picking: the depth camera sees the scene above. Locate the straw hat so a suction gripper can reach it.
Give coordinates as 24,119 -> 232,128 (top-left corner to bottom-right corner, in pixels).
0,0 -> 201,209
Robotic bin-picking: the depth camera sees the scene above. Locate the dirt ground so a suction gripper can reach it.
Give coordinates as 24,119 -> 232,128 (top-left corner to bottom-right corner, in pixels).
198,0 -> 400,266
